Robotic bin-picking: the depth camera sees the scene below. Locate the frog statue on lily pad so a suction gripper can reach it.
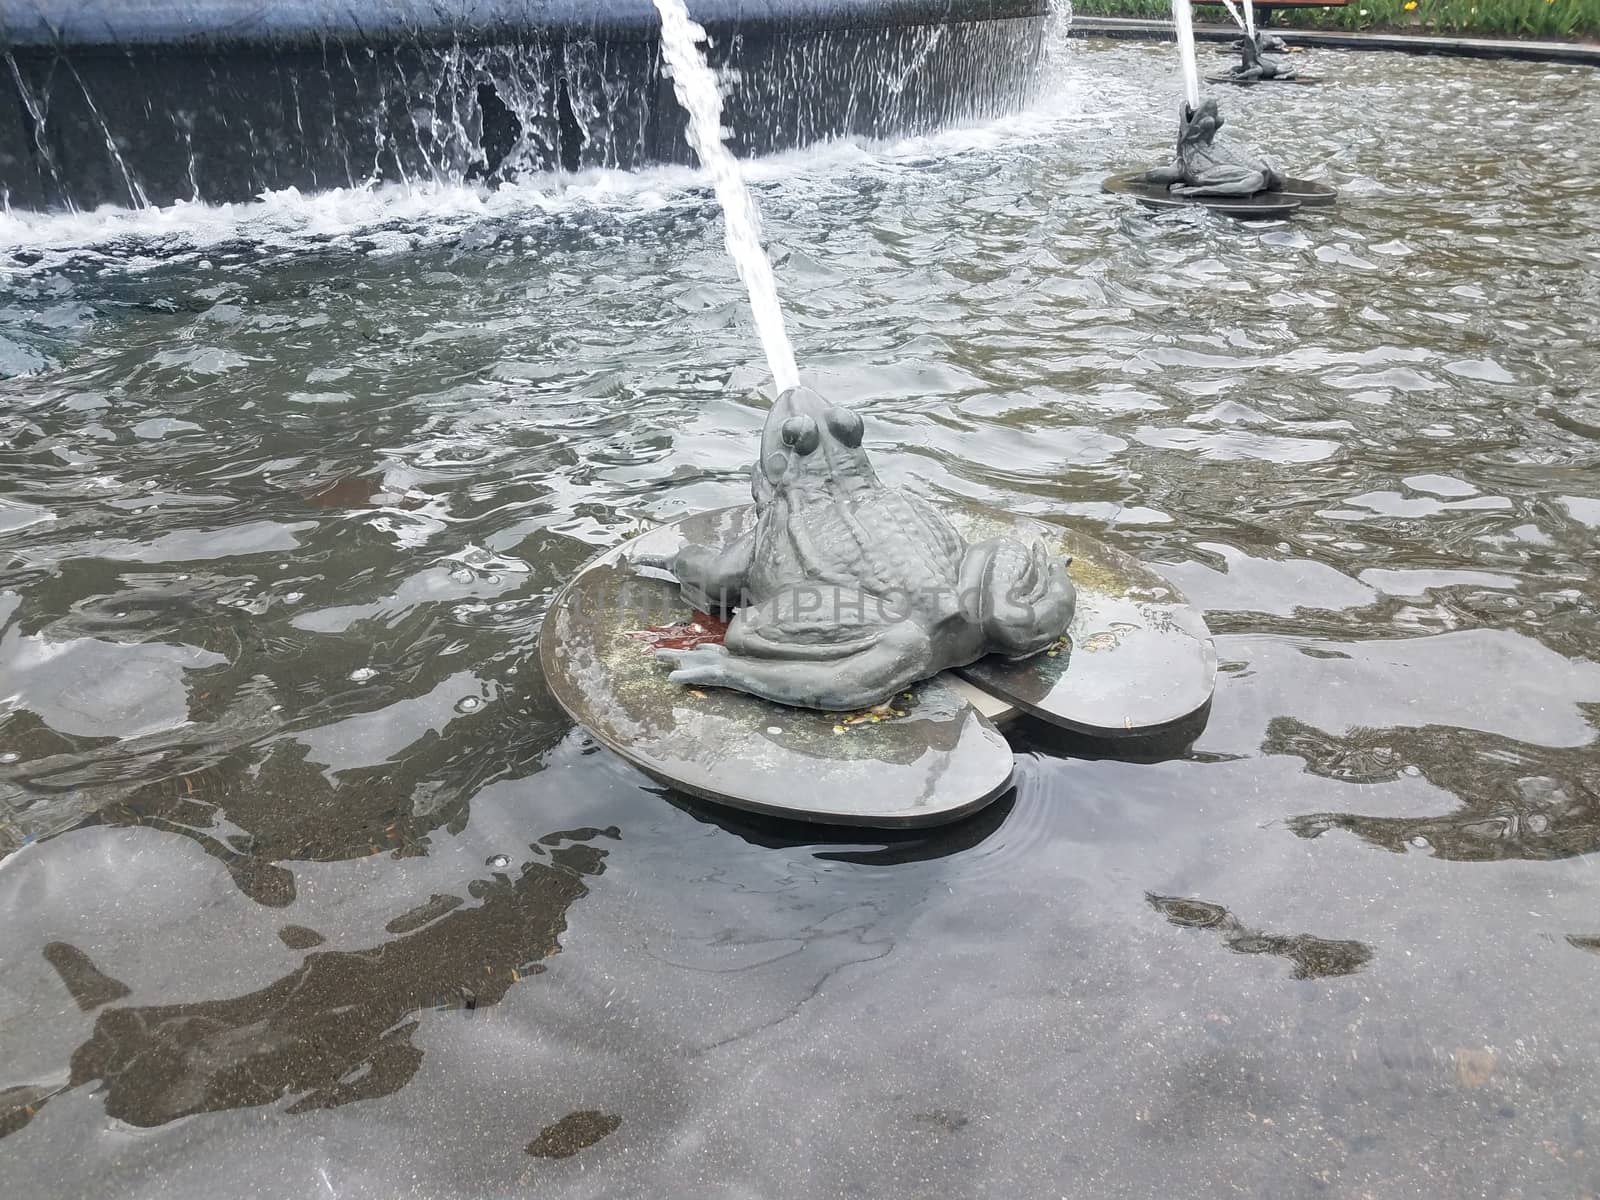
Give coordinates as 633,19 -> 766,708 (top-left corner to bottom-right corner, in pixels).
1227,36 -> 1297,81
631,386 -> 1076,711
1140,98 -> 1286,198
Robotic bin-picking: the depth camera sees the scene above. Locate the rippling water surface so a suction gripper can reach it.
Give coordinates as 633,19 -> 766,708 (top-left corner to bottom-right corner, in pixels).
3,39 -> 1600,1199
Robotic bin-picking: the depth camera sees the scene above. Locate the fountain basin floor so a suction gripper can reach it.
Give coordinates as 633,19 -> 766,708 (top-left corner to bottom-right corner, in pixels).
3,39 -> 1600,1200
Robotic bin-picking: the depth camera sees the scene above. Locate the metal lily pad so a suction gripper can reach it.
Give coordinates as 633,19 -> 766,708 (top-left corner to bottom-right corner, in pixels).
1101,171 -> 1302,220
538,507 -> 1015,828
951,511 -> 1216,739
1203,75 -> 1324,85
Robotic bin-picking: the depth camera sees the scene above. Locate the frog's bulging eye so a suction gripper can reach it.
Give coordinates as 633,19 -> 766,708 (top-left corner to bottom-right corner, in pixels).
780,415 -> 820,454
826,407 -> 863,447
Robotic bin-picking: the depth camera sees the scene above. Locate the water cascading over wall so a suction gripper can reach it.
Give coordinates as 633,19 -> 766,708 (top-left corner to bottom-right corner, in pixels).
0,0 -> 1055,212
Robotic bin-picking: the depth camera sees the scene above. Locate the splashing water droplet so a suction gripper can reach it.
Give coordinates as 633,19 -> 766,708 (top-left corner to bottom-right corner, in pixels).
350,667 -> 377,682
1527,814 -> 1550,833
1409,835 -> 1431,849
283,591 -> 304,604
451,569 -> 473,584
455,696 -> 483,713
0,751 -> 19,764
484,573 -> 500,584
487,854 -> 511,869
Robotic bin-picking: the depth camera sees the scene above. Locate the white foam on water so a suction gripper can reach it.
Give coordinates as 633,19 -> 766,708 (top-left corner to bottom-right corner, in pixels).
0,49 -> 1105,279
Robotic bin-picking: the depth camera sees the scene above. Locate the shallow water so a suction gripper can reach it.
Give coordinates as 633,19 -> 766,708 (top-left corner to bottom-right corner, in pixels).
3,38 -> 1600,1199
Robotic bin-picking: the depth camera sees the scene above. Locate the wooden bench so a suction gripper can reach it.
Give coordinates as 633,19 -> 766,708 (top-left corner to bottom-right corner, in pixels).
1191,0 -> 1350,25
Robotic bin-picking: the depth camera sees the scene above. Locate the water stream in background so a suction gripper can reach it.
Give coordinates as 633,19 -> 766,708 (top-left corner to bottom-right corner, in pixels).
650,0 -> 801,391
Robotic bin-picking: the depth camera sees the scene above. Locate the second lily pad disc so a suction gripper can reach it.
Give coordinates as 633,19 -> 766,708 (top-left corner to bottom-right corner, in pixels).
951,511 -> 1216,738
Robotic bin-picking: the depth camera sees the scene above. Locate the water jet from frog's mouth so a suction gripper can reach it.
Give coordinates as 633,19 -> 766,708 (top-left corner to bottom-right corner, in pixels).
651,0 -> 800,391
0,0 -> 1061,214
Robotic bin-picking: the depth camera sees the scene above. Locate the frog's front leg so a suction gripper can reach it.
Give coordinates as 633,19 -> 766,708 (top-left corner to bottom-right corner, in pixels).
630,530 -> 754,614
959,537 -> 1076,659
1140,158 -> 1185,187
655,621 -> 931,711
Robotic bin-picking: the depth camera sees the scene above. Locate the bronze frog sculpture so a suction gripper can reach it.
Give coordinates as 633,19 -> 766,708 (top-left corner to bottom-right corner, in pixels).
632,386 -> 1076,711
1141,99 -> 1285,198
1227,36 -> 1297,81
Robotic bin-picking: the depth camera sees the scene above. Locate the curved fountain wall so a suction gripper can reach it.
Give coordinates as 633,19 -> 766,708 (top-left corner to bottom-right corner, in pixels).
0,0 -> 1055,212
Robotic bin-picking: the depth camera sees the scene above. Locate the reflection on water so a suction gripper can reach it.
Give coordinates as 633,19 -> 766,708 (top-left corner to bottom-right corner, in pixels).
41,942 -> 132,1011
526,1109 -> 624,1158
1148,893 -> 1374,979
663,783 -> 1018,863
1,827 -> 613,1136
1,38 -> 1599,1200
1272,718 -> 1600,861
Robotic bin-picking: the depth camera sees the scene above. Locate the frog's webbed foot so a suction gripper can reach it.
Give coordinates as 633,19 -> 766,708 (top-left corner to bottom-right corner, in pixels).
961,537 -> 1076,660
655,622 -> 932,711
653,644 -> 738,691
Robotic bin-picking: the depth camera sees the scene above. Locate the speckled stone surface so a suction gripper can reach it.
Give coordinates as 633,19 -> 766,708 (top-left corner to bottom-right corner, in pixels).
538,507 -> 1015,827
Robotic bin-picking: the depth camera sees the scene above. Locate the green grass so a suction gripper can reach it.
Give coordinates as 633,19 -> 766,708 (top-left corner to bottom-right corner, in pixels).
1070,0 -> 1600,38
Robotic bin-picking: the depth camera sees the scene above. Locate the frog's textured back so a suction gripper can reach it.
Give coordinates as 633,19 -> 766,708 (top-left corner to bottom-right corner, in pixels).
750,487 -> 965,600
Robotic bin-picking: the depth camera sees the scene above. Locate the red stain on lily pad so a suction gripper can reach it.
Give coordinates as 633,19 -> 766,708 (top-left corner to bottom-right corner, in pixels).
624,610 -> 729,651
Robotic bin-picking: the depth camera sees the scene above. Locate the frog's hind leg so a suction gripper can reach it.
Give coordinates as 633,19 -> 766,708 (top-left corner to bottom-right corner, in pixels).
721,586 -> 885,662
961,537 -> 1076,659
1172,170 -> 1268,198
654,621 -> 933,711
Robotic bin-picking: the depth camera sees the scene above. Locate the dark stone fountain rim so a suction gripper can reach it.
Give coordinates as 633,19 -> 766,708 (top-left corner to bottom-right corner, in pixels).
1,0 -> 1053,51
